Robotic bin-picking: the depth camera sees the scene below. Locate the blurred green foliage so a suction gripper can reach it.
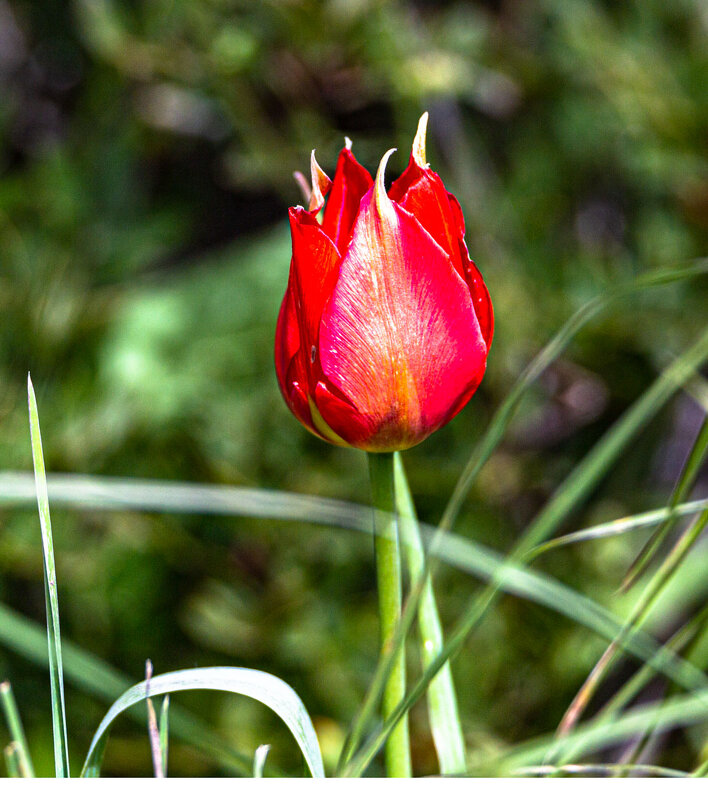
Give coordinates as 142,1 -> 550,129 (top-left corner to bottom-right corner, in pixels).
0,0 -> 706,776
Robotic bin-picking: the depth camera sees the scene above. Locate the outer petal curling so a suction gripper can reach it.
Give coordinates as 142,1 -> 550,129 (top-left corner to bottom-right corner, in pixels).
319,152 -> 487,451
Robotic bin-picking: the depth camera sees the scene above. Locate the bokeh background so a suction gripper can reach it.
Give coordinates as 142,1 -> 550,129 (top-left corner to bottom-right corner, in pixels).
0,0 -> 707,776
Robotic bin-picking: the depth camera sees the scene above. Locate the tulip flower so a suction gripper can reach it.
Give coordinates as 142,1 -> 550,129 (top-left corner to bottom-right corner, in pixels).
275,113 -> 493,452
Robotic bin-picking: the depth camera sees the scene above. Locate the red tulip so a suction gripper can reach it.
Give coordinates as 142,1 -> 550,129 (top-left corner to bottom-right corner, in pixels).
275,113 -> 493,452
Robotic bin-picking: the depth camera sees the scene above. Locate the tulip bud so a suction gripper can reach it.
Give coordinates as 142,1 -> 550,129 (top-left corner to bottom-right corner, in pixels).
275,113 -> 493,452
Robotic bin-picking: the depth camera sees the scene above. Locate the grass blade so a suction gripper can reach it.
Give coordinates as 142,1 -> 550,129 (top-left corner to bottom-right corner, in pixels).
394,453 -> 466,774
159,695 -> 170,777
621,414 -> 708,592
527,497 -> 708,559
81,667 -> 324,778
27,374 -> 70,777
0,682 -> 34,777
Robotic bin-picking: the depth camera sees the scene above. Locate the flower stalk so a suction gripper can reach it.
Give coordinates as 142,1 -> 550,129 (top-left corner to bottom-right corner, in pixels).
368,451 -> 412,778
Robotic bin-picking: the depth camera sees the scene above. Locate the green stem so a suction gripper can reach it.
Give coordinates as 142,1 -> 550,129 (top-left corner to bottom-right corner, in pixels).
394,453 -> 466,774
368,452 -> 412,778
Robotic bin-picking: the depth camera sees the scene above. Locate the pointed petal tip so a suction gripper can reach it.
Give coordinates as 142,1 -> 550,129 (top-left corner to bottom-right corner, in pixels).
412,112 -> 429,167
374,148 -> 397,218
309,150 -> 332,213
344,136 -> 353,150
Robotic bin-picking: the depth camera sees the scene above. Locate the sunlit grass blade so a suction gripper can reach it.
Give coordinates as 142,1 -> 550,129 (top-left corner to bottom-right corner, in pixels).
341,327 -> 708,776
557,508 -> 708,737
621,415 -> 708,592
0,682 -> 34,778
527,497 -> 708,559
27,374 -> 70,778
159,695 -> 169,777
0,602 -> 273,776
81,667 -> 325,778
253,744 -> 270,778
394,453 -> 466,774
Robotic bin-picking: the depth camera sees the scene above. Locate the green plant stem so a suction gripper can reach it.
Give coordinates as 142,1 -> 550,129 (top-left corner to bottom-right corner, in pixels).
394,453 -> 466,774
368,452 -> 412,778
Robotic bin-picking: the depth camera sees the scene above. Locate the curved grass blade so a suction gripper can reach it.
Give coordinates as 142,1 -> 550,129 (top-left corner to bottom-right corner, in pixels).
621,415 -> 708,592
527,497 -> 708,560
81,667 -> 324,778
0,682 -> 34,777
27,375 -> 70,778
0,603 -> 272,776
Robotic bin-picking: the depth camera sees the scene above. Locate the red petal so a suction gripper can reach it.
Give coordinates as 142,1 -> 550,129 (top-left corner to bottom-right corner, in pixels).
288,207 -> 341,384
389,158 -> 467,282
392,162 -> 494,349
321,147 -> 373,252
319,179 -> 487,451
274,284 -> 321,436
274,279 -> 300,391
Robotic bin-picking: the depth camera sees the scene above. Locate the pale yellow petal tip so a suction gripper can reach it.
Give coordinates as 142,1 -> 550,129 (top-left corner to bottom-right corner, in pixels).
344,136 -> 353,150
309,150 -> 332,213
412,112 -> 429,168
374,148 -> 397,218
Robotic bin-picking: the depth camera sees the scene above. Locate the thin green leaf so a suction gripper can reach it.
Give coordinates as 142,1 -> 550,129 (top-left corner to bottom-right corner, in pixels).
27,374 -> 70,778
621,414 -> 708,592
159,695 -> 169,778
527,497 -> 708,560
81,667 -> 324,778
394,453 -> 466,774
0,682 -> 34,777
